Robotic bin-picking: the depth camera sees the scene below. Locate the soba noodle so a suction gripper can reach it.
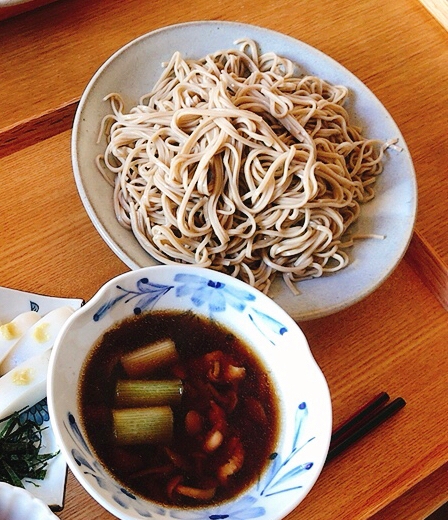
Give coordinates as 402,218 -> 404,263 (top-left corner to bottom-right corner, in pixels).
96,39 -> 393,294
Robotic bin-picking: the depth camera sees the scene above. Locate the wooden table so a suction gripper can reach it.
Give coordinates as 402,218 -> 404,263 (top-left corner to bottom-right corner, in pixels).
1,0 -> 447,518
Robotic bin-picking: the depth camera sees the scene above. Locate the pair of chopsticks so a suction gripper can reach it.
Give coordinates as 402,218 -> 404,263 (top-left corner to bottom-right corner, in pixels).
326,392 -> 406,463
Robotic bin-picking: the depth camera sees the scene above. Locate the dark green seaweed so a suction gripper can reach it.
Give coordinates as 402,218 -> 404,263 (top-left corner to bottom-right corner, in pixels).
0,411 -> 59,487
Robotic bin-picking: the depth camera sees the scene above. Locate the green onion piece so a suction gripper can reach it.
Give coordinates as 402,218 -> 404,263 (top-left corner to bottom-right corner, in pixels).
120,339 -> 178,378
112,406 -> 173,445
115,379 -> 183,408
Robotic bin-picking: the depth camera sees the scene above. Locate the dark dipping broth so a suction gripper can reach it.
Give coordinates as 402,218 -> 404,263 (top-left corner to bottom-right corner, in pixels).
78,310 -> 280,507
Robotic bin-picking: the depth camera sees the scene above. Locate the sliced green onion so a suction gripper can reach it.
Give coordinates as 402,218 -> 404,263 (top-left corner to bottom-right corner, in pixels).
115,379 -> 183,408
112,406 -> 173,445
120,339 -> 178,378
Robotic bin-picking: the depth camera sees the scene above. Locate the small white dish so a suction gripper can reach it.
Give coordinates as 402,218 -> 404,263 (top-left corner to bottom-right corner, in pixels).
48,265 -> 332,520
0,482 -> 58,520
0,286 -> 83,509
72,20 -> 417,321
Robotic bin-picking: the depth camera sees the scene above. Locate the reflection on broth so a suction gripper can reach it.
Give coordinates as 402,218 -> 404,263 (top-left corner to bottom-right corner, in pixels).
78,310 -> 280,507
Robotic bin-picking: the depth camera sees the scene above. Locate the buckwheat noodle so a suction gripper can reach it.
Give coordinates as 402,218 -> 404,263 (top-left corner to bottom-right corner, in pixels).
96,39 -> 394,295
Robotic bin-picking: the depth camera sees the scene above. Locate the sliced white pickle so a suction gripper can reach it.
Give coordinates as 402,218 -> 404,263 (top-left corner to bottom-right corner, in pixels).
115,379 -> 183,407
0,349 -> 52,420
120,338 -> 179,378
0,311 -> 41,367
0,306 -> 74,375
113,406 -> 173,445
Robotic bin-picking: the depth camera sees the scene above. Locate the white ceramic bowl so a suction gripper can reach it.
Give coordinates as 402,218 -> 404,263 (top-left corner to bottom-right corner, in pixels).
0,482 -> 58,520
72,20 -> 417,321
48,265 -> 332,520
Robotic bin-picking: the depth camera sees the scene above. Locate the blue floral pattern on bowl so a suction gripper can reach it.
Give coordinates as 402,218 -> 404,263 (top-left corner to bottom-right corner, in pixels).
93,273 -> 287,344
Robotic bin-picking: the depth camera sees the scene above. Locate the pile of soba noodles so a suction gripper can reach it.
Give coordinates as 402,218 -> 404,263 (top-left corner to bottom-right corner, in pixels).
97,39 -> 392,295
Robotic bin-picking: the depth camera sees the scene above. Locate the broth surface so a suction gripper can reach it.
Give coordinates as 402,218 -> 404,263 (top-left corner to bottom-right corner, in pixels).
78,310 -> 280,507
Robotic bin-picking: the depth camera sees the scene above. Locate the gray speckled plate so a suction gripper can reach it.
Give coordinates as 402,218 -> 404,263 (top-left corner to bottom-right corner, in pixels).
72,20 -> 417,321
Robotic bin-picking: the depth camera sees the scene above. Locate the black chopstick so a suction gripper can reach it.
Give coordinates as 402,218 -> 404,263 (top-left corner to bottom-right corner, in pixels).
329,391 -> 390,448
326,395 -> 406,463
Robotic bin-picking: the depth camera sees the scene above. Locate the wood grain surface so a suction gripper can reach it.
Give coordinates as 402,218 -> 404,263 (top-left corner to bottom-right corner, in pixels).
0,0 -> 447,518
1,0 -> 447,278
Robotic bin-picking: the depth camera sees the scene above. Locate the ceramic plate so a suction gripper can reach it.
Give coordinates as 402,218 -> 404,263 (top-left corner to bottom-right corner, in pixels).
72,21 -> 417,321
0,286 -> 83,509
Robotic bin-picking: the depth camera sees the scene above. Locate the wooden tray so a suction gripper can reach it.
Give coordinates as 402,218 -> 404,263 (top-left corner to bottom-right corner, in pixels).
418,0 -> 448,30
